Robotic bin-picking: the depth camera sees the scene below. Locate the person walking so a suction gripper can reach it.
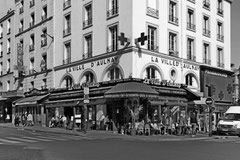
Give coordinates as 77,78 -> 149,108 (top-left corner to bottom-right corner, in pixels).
190,112 -> 198,137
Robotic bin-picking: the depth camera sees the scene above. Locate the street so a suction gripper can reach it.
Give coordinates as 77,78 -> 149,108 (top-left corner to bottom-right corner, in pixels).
0,127 -> 240,160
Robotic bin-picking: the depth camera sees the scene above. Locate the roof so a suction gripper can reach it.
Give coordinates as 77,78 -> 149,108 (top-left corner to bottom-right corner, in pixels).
14,94 -> 49,106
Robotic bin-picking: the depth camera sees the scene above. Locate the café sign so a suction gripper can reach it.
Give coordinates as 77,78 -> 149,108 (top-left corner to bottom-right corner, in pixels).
143,78 -> 182,88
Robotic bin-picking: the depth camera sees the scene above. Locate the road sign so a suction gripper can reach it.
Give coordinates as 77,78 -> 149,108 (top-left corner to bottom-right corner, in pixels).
205,97 -> 214,105
84,99 -> 89,104
84,87 -> 89,95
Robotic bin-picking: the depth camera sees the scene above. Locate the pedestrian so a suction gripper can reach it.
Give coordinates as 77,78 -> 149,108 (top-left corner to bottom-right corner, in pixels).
27,113 -> 33,126
103,115 -> 109,131
14,114 -> 20,127
21,113 -> 26,127
190,112 -> 198,137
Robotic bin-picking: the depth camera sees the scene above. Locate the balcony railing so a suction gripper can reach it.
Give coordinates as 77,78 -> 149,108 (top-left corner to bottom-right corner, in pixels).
203,28 -> 211,37
29,44 -> 35,52
63,58 -> 71,65
30,0 -> 35,8
217,34 -> 224,42
41,14 -> 47,21
187,54 -> 196,61
41,38 -> 47,47
169,49 -> 179,57
203,1 -> 210,9
107,45 -> 118,53
107,7 -> 118,18
19,7 -> 24,14
217,62 -> 224,68
82,52 -> 93,59
147,44 -> 159,52
63,0 -> 71,9
187,22 -> 196,31
147,7 -> 159,18
169,15 -> 179,25
218,8 -> 224,15
63,27 -> 71,36
83,18 -> 92,28
203,58 -> 211,65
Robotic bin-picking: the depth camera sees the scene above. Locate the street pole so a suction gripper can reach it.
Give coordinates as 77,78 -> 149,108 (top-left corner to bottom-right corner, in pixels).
208,104 -> 212,137
83,104 -> 87,134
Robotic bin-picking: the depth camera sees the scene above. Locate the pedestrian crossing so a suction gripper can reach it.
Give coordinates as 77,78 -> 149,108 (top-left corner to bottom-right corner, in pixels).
201,137 -> 240,144
0,134 -> 93,145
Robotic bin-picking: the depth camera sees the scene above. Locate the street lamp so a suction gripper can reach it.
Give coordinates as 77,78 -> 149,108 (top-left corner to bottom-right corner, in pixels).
41,33 -> 54,41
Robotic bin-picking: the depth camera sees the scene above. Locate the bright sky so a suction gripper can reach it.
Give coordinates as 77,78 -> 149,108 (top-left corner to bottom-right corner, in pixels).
231,0 -> 240,67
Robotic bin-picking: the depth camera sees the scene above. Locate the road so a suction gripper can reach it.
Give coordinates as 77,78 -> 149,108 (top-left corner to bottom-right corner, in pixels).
0,127 -> 239,160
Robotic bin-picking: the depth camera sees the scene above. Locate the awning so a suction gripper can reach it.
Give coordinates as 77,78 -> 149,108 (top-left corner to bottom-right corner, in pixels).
105,82 -> 158,98
184,87 -> 203,100
14,94 -> 49,106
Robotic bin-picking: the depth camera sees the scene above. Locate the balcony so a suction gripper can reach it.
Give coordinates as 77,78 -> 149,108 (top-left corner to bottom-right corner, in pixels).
82,52 -> 93,59
30,0 -> 35,8
19,27 -> 23,33
107,7 -> 118,19
83,19 -> 92,28
217,8 -> 224,16
203,1 -> 210,9
107,45 -> 118,53
169,49 -> 179,57
63,0 -> 71,9
41,38 -> 47,47
63,58 -> 71,65
187,22 -> 196,31
169,15 -> 178,25
41,14 -> 47,21
147,44 -> 159,52
217,34 -> 224,42
217,62 -> 224,68
203,28 -> 211,37
29,44 -> 35,52
203,58 -> 211,65
19,7 -> 24,14
147,7 -> 159,18
187,54 -> 196,61
29,22 -> 34,28
63,27 -> 71,37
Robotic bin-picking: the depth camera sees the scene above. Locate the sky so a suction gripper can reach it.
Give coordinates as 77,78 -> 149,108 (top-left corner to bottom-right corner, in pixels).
231,0 -> 240,67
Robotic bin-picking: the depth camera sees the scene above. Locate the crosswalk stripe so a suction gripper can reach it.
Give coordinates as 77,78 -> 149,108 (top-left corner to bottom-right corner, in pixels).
35,136 -> 68,141
6,137 -> 37,143
0,138 -> 21,144
22,136 -> 53,142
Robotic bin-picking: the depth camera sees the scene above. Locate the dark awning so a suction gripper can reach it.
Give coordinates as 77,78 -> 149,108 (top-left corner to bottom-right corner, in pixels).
14,94 -> 49,106
184,87 -> 202,100
104,82 -> 158,98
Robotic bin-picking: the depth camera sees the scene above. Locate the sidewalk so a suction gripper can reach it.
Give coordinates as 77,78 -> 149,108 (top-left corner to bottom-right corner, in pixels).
0,123 -> 214,141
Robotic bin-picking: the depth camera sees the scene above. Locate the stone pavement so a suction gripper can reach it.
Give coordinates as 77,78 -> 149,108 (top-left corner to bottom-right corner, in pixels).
0,123 -> 219,141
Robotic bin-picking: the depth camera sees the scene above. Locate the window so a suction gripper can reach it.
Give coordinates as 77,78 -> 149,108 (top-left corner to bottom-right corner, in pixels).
107,0 -> 118,18
83,34 -> 92,59
203,15 -> 210,37
217,47 -> 224,68
148,26 -> 158,52
29,58 -> 35,74
187,8 -> 195,31
203,0 -> 210,9
19,19 -> 24,33
30,12 -> 35,27
41,54 -> 47,71
147,0 -> 159,18
187,37 -> 195,61
0,24 -> 2,38
30,0 -> 35,8
7,81 -> 10,91
110,67 -> 122,80
169,32 -> 178,57
107,24 -> 118,52
63,13 -> 71,36
146,67 -> 156,79
7,19 -> 11,34
41,29 -> 47,47
29,34 -> 35,52
7,38 -> 11,53
0,62 -> 2,75
42,5 -> 47,21
217,21 -> 224,42
203,43 -> 210,65
42,79 -> 47,89
19,0 -> 24,14
217,0 -> 223,16
185,74 -> 197,88
169,0 -> 178,25
7,59 -> 10,73
31,81 -> 34,89
62,76 -> 73,88
63,41 -> 71,64
0,43 -> 2,57
63,0 -> 71,9
80,72 -> 95,84
83,3 -> 92,28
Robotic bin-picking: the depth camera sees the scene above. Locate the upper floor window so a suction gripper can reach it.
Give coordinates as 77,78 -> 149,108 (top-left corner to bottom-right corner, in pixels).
29,34 -> 35,52
147,25 -> 158,52
7,38 -> 11,53
187,8 -> 195,32
217,0 -> 223,16
83,3 -> 92,29
19,19 -> 24,33
7,59 -> 10,73
143,66 -> 162,80
30,58 -> 35,70
30,0 -> 35,8
7,81 -> 10,91
169,0 -> 178,25
110,67 -> 122,80
185,74 -> 198,88
169,32 -> 178,57
61,76 -> 73,88
187,37 -> 195,61
42,5 -> 47,21
107,0 -> 118,19
41,29 -> 47,47
0,43 -> 2,57
203,0 -> 210,10
203,15 -> 210,37
107,24 -> 118,52
80,72 -> 96,84
42,79 -> 47,89
63,41 -> 71,65
0,24 -> 2,38
83,34 -> 92,59
40,54 -> 47,71
19,0 -> 24,14
31,81 -> 34,89
203,42 -> 211,65
217,21 -> 224,42
63,0 -> 71,9
63,13 -> 71,36
0,62 -> 2,75
217,47 -> 224,68
30,12 -> 35,27
147,0 -> 159,18
7,19 -> 11,34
